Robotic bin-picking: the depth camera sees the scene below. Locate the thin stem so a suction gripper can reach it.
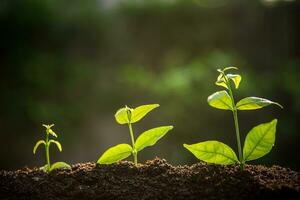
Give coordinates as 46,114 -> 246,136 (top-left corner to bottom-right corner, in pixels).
128,123 -> 137,165
226,76 -> 244,170
45,133 -> 51,171
233,109 -> 244,170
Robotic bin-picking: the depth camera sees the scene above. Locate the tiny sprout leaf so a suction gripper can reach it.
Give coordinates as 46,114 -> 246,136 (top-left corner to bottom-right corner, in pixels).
115,107 -> 131,124
208,90 -> 233,110
49,140 -> 62,152
243,119 -> 277,162
227,74 -> 242,89
131,104 -> 160,123
43,124 -> 54,128
48,129 -> 58,137
33,140 -> 46,154
236,97 -> 283,110
223,66 -> 238,71
98,144 -> 133,164
215,74 -> 228,89
39,164 -> 48,172
135,126 -> 173,152
183,141 -> 239,165
50,162 -> 71,171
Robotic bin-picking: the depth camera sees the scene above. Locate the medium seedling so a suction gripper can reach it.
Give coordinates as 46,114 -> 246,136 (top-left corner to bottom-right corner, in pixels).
98,104 -> 173,165
33,124 -> 71,172
184,67 -> 282,170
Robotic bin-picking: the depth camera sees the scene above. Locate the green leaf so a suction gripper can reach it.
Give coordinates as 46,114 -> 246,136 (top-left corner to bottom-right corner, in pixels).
131,104 -> 160,123
135,126 -> 173,152
49,140 -> 62,152
33,140 -> 46,154
207,90 -> 233,110
243,119 -> 277,162
97,144 -> 133,164
43,124 -> 58,137
50,162 -> 71,171
236,97 -> 283,110
223,66 -> 238,71
184,141 -> 238,165
42,124 -> 54,129
215,74 -> 228,89
227,74 -> 242,89
48,129 -> 58,137
39,164 -> 48,172
115,107 -> 131,124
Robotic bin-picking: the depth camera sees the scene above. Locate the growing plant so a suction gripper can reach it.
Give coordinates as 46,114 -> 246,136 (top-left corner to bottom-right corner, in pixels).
98,104 -> 173,165
33,124 -> 71,172
184,67 -> 282,170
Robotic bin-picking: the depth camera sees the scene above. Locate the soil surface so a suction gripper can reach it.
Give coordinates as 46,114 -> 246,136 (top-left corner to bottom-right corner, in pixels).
0,158 -> 299,200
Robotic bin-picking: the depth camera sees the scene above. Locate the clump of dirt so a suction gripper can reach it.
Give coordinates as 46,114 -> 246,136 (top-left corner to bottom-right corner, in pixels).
0,158 -> 299,200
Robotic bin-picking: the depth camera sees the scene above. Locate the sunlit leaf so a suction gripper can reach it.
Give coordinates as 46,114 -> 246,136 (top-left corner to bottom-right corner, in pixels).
131,104 -> 160,123
115,107 -> 131,124
243,119 -> 277,162
184,141 -> 238,165
49,140 -> 62,152
223,66 -> 238,71
42,124 -> 54,129
215,74 -> 228,89
33,140 -> 46,154
39,164 -> 48,172
236,97 -> 283,110
227,74 -> 242,89
207,90 -> 233,110
48,129 -> 58,137
50,162 -> 71,171
97,144 -> 133,164
135,126 -> 173,152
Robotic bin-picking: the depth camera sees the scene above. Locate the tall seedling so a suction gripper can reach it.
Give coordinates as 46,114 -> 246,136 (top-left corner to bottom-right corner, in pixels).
184,67 -> 282,170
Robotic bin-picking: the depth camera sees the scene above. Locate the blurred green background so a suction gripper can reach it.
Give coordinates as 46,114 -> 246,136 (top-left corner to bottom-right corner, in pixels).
1,0 -> 300,170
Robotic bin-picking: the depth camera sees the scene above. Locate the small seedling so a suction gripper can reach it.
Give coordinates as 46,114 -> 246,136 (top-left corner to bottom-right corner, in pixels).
33,124 -> 71,172
98,104 -> 173,165
184,67 -> 282,170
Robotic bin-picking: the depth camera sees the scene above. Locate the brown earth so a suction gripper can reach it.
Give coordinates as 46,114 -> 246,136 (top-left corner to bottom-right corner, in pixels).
0,158 -> 299,200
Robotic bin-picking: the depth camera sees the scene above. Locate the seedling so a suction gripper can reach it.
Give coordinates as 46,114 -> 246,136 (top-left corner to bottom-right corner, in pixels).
98,104 -> 173,165
184,67 -> 282,170
33,124 -> 71,172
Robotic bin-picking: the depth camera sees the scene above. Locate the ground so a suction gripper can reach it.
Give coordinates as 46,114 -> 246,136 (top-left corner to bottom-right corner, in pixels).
0,158 -> 299,200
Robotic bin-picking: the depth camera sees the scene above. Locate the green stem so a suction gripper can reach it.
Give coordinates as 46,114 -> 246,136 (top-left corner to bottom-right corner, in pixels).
226,77 -> 244,170
128,123 -> 137,165
45,133 -> 51,171
233,109 -> 244,170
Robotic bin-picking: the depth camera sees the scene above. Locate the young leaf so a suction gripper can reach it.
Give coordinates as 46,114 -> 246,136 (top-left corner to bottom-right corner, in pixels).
115,107 -> 131,124
48,129 -> 58,137
236,97 -> 283,110
131,104 -> 160,123
243,119 -> 277,162
42,124 -> 54,129
39,164 -> 48,172
98,144 -> 133,164
50,162 -> 71,171
223,66 -> 238,71
215,74 -> 228,89
49,140 -> 62,152
33,140 -> 46,154
183,141 -> 238,165
207,90 -> 233,110
227,74 -> 242,89
135,126 -> 173,152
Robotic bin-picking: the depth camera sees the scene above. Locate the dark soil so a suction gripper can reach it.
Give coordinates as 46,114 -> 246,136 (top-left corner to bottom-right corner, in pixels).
0,158 -> 299,200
